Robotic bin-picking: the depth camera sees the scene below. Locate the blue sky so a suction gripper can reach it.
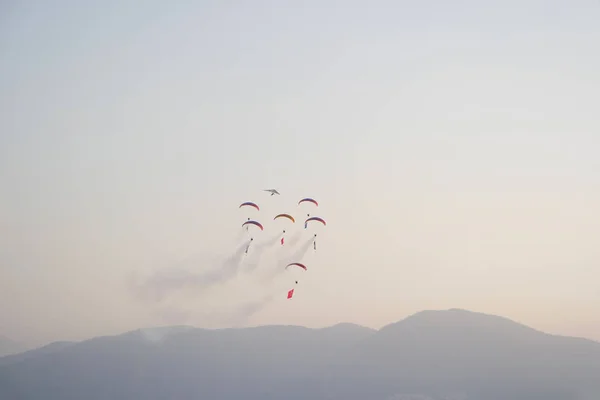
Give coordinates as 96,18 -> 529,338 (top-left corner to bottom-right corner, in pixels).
1,1 -> 600,345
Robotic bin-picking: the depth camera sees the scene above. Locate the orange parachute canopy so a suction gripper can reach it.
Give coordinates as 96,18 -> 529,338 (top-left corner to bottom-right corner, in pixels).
274,213 -> 295,223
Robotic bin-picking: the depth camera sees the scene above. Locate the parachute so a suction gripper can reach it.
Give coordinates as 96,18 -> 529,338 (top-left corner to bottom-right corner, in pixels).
285,262 -> 307,271
274,214 -> 295,223
305,216 -> 326,226
285,263 -> 306,292
239,201 -> 259,211
298,198 -> 318,207
274,213 -> 295,245
242,220 -> 264,231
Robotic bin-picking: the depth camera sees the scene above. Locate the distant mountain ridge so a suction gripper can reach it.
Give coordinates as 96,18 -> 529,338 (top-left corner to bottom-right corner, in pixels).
1,309 -> 598,400
0,335 -> 28,357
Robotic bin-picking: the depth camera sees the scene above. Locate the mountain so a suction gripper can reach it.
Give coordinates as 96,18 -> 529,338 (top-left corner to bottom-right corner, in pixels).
0,341 -> 75,367
0,335 -> 28,357
0,309 -> 598,400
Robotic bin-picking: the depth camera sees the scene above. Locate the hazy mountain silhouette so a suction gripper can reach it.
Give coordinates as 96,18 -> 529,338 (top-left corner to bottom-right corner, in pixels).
0,340 -> 75,367
0,309 -> 598,400
0,335 -> 28,357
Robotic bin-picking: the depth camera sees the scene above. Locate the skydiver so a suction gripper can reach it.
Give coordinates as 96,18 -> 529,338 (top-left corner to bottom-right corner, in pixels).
313,234 -> 317,251
295,281 -> 298,284
246,217 -> 250,231
245,238 -> 253,254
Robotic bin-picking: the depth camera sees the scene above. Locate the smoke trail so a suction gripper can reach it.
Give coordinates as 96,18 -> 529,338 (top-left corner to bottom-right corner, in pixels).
151,292 -> 275,328
283,236 -> 314,264
227,294 -> 274,327
283,231 -> 303,247
132,240 -> 250,302
255,232 -> 283,252
244,233 -> 282,273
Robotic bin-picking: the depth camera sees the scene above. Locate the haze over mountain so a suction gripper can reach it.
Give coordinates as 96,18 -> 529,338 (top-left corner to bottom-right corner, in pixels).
0,335 -> 28,357
1,309 -> 598,400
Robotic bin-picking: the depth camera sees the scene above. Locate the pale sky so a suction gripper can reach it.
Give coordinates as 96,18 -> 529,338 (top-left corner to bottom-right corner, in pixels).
1,0 -> 600,347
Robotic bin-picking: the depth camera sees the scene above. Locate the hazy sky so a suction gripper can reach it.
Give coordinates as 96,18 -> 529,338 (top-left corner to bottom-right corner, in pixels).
1,0 -> 600,347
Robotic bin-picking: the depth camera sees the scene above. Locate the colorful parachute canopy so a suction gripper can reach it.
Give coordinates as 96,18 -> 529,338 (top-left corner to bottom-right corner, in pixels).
287,288 -> 294,299
285,262 -> 307,271
274,213 -> 295,223
305,216 -> 326,226
242,220 -> 264,230
239,201 -> 259,211
298,198 -> 318,206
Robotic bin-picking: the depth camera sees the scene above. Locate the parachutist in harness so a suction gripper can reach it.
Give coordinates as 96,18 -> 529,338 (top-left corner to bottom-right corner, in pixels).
313,234 -> 317,251
245,238 -> 253,254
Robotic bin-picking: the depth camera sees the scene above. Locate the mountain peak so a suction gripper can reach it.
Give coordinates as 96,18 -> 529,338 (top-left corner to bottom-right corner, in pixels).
321,322 -> 375,331
381,308 -> 538,334
370,308 -> 552,354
